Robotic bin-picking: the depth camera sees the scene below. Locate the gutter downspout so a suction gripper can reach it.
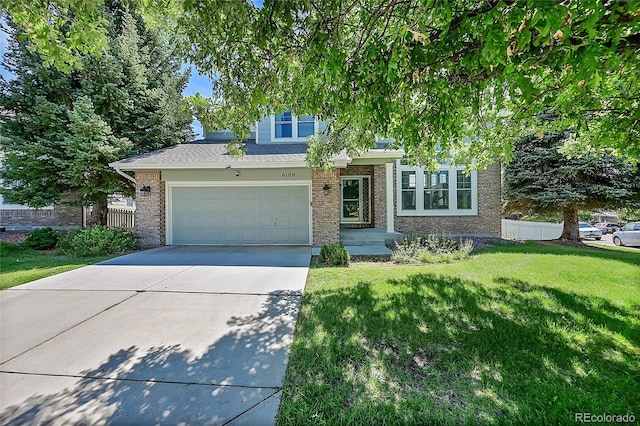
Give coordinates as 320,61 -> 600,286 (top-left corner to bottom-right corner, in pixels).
114,167 -> 136,184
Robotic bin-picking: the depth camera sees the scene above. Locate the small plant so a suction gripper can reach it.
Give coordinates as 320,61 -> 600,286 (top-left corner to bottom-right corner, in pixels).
392,233 -> 473,264
319,243 -> 350,267
21,227 -> 59,250
59,225 -> 139,257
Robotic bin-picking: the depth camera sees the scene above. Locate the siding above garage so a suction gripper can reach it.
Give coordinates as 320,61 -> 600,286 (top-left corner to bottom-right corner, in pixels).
163,168 -> 311,182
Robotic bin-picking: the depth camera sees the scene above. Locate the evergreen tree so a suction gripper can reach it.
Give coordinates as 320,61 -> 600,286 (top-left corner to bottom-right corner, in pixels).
0,3 -> 192,224
504,131 -> 639,241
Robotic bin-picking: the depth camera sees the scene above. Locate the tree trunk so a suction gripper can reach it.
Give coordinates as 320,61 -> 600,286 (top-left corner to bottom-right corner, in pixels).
88,198 -> 109,226
560,205 -> 580,241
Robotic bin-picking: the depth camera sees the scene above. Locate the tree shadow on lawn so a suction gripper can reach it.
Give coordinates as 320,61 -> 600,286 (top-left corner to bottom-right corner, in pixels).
279,274 -> 640,424
1,292 -> 299,425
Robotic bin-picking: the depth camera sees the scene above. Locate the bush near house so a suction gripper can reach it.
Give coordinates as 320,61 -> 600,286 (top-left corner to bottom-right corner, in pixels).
21,227 -> 59,250
58,226 -> 139,257
319,243 -> 350,267
393,233 -> 474,264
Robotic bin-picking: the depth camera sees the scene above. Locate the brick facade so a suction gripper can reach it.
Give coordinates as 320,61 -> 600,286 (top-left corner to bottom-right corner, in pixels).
128,162 -> 500,247
0,205 -> 83,229
394,163 -> 502,237
134,170 -> 165,247
373,164 -> 387,230
312,168 -> 340,246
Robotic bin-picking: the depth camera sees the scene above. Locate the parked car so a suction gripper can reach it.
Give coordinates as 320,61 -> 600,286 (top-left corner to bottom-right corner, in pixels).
578,222 -> 602,240
594,222 -> 620,234
612,222 -> 640,247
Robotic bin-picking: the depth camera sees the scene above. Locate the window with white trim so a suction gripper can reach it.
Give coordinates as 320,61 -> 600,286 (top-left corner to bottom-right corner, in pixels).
456,170 -> 472,210
424,170 -> 449,210
397,161 -> 478,216
271,111 -> 317,141
401,170 -> 416,210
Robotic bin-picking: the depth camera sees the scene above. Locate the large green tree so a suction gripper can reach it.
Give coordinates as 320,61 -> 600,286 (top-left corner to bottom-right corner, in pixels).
0,4 -> 192,224
504,130 -> 639,241
2,1 -> 637,168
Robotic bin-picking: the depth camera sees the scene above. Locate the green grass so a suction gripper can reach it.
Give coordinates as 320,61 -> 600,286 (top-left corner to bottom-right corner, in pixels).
278,242 -> 640,425
0,241 -> 115,290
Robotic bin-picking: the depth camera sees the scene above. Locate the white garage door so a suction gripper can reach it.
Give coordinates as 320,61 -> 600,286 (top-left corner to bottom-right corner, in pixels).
170,186 -> 310,245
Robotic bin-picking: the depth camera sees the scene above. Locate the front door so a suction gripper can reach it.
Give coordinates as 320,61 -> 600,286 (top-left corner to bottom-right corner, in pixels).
341,176 -> 371,224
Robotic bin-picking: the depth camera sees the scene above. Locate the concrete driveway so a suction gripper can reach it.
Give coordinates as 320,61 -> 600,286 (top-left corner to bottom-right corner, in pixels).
0,245 -> 311,425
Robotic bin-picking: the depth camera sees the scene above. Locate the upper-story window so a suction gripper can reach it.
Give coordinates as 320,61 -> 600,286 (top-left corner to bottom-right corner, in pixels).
397,161 -> 478,216
274,111 -> 293,138
271,111 -> 317,141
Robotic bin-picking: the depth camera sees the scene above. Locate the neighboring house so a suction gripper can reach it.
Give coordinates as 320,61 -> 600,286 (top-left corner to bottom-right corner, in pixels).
0,158 -> 83,230
110,112 -> 501,247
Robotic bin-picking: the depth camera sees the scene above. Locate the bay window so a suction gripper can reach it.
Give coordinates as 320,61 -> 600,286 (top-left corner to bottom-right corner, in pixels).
397,161 -> 478,216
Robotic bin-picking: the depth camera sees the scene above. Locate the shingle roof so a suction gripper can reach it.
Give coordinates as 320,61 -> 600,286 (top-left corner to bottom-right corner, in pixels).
111,139 -> 353,170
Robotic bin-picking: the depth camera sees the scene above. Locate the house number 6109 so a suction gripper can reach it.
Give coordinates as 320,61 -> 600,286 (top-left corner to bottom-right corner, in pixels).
281,172 -> 296,178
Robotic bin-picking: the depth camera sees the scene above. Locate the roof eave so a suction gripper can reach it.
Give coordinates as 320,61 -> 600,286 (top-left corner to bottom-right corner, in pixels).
110,159 -> 353,171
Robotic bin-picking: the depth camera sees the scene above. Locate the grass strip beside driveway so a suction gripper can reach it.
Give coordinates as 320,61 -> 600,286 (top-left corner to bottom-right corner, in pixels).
0,242 -> 115,290
278,242 -> 640,424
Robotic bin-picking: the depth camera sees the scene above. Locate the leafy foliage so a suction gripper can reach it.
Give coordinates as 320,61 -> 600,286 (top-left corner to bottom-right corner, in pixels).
173,1 -> 640,167
0,0 -> 108,72
58,226 -> 139,257
318,243 -> 350,267
392,234 -> 473,264
0,4 -> 192,223
617,206 -> 640,223
504,130 -> 639,240
3,2 -> 638,167
22,227 -> 60,250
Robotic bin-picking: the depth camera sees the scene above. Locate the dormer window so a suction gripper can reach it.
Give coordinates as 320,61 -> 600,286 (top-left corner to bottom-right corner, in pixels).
297,115 -> 315,137
271,111 -> 317,141
274,111 -> 293,138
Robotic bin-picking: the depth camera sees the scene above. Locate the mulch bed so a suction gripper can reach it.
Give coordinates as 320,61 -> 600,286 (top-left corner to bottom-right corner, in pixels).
0,231 -> 30,244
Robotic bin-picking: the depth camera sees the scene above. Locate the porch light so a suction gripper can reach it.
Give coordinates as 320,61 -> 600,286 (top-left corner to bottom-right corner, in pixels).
140,185 -> 151,196
322,183 -> 330,195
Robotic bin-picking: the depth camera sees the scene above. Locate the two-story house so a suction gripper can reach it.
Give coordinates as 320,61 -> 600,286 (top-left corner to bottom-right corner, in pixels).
110,112 -> 501,247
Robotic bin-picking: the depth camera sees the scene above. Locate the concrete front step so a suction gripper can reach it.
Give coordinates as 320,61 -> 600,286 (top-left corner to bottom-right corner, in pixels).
340,239 -> 387,246
312,245 -> 392,257
340,230 -> 403,245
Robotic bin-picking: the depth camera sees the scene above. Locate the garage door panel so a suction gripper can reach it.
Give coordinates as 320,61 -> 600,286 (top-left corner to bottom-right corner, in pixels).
171,185 -> 310,245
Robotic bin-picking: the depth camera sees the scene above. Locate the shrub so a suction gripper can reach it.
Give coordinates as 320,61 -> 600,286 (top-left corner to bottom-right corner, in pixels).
22,227 -> 59,250
319,243 -> 350,267
59,226 -> 139,257
392,234 -> 473,264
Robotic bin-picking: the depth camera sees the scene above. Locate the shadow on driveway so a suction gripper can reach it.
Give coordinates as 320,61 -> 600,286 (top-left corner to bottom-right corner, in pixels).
98,245 -> 312,267
1,292 -> 299,425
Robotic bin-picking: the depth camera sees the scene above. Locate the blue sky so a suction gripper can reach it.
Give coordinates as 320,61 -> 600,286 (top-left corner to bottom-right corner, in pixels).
0,28 -> 212,139
181,65 -> 211,138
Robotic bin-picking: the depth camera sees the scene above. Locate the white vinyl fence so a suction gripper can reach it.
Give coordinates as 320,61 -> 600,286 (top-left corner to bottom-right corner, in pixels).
501,219 -> 563,240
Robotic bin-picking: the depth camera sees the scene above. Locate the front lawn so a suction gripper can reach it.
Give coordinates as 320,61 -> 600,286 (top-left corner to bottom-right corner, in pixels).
278,242 -> 640,424
0,242 -> 114,290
